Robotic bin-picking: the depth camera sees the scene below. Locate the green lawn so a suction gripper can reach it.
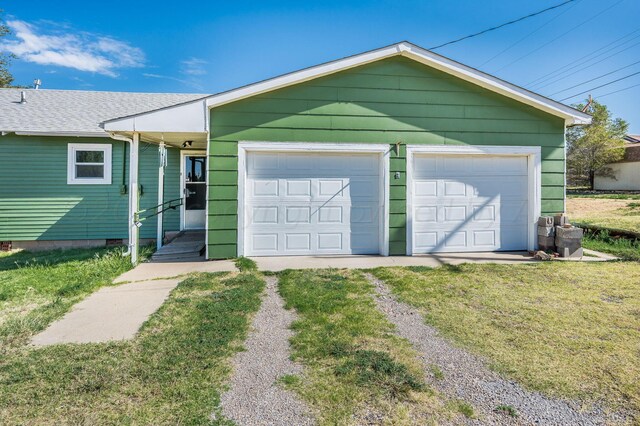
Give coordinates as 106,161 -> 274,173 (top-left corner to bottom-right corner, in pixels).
583,230 -> 640,261
567,193 -> 640,200
0,271 -> 264,424
567,197 -> 640,235
372,262 -> 640,418
278,269 -> 463,425
0,247 -> 152,354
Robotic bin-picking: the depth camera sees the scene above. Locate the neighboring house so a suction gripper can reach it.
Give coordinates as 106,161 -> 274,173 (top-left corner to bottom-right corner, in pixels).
594,135 -> 640,191
0,41 -> 591,260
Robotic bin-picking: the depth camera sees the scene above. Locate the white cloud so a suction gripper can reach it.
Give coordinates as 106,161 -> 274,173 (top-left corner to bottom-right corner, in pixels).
0,20 -> 145,77
143,72 -> 204,90
181,57 -> 207,76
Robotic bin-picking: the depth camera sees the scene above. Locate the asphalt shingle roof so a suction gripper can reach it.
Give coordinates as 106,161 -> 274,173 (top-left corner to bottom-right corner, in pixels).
0,88 -> 208,135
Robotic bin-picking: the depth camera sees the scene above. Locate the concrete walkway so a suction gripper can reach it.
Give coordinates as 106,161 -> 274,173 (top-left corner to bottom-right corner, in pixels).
31,278 -> 181,346
31,258 -> 237,346
251,252 -> 535,272
114,259 -> 237,283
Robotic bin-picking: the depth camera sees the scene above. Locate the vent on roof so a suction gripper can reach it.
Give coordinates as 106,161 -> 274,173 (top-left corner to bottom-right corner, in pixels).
20,91 -> 26,104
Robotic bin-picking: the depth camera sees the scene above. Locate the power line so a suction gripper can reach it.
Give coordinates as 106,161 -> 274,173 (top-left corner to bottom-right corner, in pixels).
597,81 -> 640,98
559,70 -> 640,101
550,59 -> 640,96
526,27 -> 640,87
479,0 -> 582,67
494,0 -> 626,72
534,36 -> 640,90
429,0 -> 576,50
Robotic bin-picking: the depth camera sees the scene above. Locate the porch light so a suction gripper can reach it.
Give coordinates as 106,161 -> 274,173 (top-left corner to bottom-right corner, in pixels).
182,140 -> 193,148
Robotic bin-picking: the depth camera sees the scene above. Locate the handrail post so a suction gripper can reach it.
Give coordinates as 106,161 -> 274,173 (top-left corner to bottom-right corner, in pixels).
130,132 -> 140,265
157,142 -> 166,251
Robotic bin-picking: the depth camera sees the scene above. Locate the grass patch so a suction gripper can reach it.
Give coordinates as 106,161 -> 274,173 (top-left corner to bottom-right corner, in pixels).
278,269 -> 456,425
278,374 -> 302,388
582,230 -> 640,261
234,256 -> 257,272
335,349 -> 424,397
494,404 -> 518,418
0,272 -> 264,424
430,364 -> 444,380
0,246 -> 152,354
567,193 -> 640,200
373,263 -> 640,417
567,197 -> 640,234
446,400 -> 475,418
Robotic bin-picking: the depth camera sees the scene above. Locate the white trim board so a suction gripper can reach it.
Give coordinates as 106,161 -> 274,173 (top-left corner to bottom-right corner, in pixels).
405,144 -> 541,255
103,42 -> 590,134
67,143 -> 112,185
236,141 -> 391,257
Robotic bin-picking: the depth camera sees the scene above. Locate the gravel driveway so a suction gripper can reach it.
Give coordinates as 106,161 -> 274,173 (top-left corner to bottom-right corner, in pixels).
366,273 -> 623,426
217,276 -> 314,425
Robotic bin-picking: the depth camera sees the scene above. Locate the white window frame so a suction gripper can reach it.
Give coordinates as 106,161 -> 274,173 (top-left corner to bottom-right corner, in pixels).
237,141 -> 391,257
405,144 -> 541,255
67,143 -> 112,185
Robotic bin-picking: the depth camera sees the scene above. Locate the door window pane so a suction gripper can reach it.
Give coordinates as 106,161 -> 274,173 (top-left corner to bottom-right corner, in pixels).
185,156 -> 206,182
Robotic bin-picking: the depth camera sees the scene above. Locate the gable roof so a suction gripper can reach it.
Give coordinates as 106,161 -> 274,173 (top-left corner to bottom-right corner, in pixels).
103,41 -> 591,133
0,89 -> 207,137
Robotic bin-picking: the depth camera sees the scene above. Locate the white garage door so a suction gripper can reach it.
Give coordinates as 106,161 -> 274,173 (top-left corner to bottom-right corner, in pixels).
244,152 -> 381,256
411,154 -> 529,253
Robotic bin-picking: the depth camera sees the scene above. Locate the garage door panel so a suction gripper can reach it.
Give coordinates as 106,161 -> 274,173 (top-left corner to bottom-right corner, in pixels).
286,180 -> 312,196
245,151 -> 381,256
412,154 -> 529,253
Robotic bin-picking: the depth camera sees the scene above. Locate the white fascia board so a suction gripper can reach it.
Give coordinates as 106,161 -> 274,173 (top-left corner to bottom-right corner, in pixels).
14,131 -> 109,138
398,43 -> 591,125
103,99 -> 208,133
206,42 -> 591,125
206,44 -> 402,110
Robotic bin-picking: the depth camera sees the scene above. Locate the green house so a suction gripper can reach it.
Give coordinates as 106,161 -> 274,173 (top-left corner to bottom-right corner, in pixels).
0,42 -> 590,260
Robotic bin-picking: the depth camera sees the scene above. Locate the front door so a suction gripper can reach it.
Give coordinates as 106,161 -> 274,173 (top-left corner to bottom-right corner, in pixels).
183,154 -> 207,229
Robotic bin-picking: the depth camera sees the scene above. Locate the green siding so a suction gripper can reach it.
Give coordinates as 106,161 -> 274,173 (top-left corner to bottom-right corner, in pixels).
208,56 -> 566,258
0,135 -> 180,242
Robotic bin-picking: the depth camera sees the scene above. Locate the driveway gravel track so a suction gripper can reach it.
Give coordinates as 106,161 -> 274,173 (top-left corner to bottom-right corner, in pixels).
217,276 -> 314,425
365,273 -> 624,426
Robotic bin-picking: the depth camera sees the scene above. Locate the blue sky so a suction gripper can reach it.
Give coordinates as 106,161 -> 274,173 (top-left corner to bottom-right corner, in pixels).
2,0 -> 639,132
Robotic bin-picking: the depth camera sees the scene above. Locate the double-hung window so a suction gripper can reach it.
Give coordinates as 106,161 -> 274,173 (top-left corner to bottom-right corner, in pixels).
67,143 -> 112,184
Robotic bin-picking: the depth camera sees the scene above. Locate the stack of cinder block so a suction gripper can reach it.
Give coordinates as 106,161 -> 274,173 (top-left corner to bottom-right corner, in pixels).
537,214 -> 583,258
555,225 -> 583,258
537,216 -> 556,251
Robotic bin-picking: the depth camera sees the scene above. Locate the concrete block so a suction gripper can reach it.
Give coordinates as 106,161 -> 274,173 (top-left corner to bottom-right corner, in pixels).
538,226 -> 555,237
557,246 -> 583,258
556,226 -> 583,239
538,235 -> 555,247
538,216 -> 554,227
554,214 -> 569,226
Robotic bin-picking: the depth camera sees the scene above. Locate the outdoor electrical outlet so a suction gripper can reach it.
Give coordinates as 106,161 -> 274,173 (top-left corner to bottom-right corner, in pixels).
394,172 -> 401,179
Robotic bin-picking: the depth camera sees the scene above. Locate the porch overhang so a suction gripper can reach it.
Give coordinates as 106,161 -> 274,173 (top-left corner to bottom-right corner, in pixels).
102,96 -> 209,149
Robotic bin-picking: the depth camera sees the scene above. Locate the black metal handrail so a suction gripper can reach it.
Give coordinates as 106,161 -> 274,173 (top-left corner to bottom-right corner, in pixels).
134,198 -> 183,223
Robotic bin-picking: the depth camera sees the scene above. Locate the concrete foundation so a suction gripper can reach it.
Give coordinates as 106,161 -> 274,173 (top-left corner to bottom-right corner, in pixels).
9,238 -> 155,252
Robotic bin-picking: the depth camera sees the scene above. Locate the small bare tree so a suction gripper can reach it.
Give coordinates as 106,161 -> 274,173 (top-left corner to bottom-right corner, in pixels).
567,98 -> 628,189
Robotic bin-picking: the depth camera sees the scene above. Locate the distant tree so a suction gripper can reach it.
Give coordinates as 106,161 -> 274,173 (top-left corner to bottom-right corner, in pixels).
1,9 -> 16,87
567,98 -> 628,189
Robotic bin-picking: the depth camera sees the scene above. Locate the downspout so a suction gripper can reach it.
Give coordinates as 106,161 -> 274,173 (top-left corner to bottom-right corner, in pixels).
109,132 -> 134,257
